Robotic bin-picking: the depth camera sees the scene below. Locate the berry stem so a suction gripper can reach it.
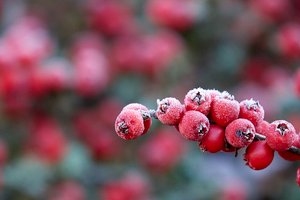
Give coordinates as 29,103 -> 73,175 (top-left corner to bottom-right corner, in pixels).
254,133 -> 266,141
149,109 -> 158,119
289,146 -> 300,155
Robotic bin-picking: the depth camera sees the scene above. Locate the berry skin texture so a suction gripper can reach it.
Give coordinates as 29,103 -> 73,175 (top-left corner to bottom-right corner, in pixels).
255,120 -> 270,136
199,124 -> 225,153
225,118 -> 255,148
178,110 -> 210,141
115,109 -> 144,140
184,88 -> 212,115
266,120 -> 297,151
123,103 -> 152,135
239,99 -> 264,126
210,92 -> 240,127
244,141 -> 274,170
156,97 -> 184,125
297,168 -> 300,187
278,135 -> 300,161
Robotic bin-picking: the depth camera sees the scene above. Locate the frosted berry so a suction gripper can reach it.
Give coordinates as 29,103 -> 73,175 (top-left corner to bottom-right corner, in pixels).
297,168 -> 300,187
123,103 -> 152,135
225,119 -> 255,148
255,120 -> 270,136
178,110 -> 210,141
156,97 -> 184,125
211,91 -> 240,127
278,134 -> 300,161
184,88 -> 212,115
207,89 -> 221,102
244,141 -> 274,170
115,109 -> 144,140
199,124 -> 225,153
239,98 -> 264,126
266,120 -> 297,151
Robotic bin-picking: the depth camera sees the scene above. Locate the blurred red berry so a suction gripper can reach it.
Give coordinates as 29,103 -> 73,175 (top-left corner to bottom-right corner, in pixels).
297,168 -> 300,187
48,181 -> 85,200
139,128 -> 186,172
277,23 -> 300,59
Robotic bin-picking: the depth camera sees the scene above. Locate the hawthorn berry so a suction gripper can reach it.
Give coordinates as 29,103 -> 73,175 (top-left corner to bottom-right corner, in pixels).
266,120 -> 297,151
255,120 -> 270,136
206,89 -> 221,102
156,97 -> 184,125
199,124 -> 225,153
184,87 -> 212,115
211,91 -> 240,127
244,141 -> 274,170
178,110 -> 210,141
225,118 -> 255,148
239,99 -> 264,126
123,103 -> 152,135
278,134 -> 300,161
115,109 -> 144,140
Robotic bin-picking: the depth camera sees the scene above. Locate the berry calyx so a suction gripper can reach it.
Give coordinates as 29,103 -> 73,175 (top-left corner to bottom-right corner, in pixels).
115,109 -> 145,140
156,97 -> 184,125
244,141 -> 274,170
178,110 -> 210,141
225,119 -> 255,148
266,120 -> 297,151
184,87 -> 212,115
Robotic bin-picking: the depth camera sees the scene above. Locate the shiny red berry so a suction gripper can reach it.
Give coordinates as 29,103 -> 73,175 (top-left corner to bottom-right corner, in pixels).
211,91 -> 240,127
123,103 -> 152,135
225,119 -> 255,148
239,99 -> 264,126
199,124 -> 225,153
156,97 -> 184,125
115,109 -> 144,140
178,110 -> 210,141
244,141 -> 274,170
184,88 -> 212,115
266,120 -> 297,151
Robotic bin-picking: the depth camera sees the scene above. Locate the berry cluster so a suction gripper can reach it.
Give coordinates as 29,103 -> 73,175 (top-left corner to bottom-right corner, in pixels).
115,87 -> 300,186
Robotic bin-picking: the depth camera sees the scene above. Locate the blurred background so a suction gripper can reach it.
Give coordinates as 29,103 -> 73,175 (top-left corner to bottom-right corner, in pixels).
0,0 -> 300,199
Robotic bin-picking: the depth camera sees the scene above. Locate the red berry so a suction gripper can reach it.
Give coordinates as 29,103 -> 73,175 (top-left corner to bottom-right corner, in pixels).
225,119 -> 255,148
255,120 -> 270,136
199,124 -> 225,153
239,99 -> 264,126
178,110 -> 210,141
278,134 -> 300,161
184,88 -> 212,115
123,103 -> 152,135
207,89 -> 221,102
156,97 -> 184,125
211,91 -> 240,127
115,109 -> 144,140
139,128 -> 186,172
0,140 -> 7,167
277,23 -> 300,59
297,168 -> 300,187
244,141 -> 274,170
266,120 -> 297,151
